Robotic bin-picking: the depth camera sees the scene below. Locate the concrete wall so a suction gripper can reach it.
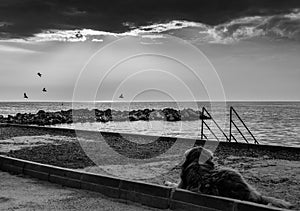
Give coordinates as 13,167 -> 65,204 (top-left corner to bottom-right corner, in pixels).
1,123 -> 299,153
0,155 -> 287,211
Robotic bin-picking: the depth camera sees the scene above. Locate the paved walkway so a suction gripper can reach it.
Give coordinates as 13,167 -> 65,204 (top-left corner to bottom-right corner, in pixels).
0,171 -> 158,211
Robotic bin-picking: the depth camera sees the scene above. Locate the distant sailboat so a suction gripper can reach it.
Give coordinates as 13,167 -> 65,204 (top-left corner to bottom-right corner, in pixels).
119,94 -> 124,99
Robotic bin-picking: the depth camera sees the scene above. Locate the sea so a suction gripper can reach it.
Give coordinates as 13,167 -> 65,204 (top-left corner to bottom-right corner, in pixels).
0,101 -> 299,147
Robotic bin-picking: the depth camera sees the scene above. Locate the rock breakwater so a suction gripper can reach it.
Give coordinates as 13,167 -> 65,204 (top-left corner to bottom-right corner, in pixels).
0,108 -> 210,126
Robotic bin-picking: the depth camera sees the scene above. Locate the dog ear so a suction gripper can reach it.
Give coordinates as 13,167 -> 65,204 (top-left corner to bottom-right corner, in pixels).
182,147 -> 201,169
198,147 -> 214,164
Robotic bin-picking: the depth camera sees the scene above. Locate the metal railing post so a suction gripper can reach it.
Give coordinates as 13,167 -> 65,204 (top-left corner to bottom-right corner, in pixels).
229,107 -> 232,142
230,107 -> 259,145
201,107 -> 229,142
201,107 -> 204,140
233,107 -> 259,144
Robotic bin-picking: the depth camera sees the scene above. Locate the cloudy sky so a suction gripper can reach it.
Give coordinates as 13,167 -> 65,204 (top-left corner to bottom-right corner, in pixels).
0,0 -> 300,101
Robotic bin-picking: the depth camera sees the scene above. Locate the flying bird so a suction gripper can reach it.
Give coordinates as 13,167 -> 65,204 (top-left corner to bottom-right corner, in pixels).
75,31 -> 83,39
24,93 -> 28,99
37,72 -> 42,77
42,88 -> 47,92
119,94 -> 124,99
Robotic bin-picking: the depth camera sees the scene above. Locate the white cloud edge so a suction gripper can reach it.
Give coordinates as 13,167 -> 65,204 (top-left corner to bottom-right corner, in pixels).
1,10 -> 299,44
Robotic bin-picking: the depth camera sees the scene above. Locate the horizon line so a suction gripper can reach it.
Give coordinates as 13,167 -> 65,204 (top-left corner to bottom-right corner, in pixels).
0,100 -> 300,103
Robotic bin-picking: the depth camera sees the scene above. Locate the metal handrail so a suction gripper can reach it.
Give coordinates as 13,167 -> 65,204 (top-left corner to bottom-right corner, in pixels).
230,134 -> 238,143
231,120 -> 249,144
201,107 -> 229,142
203,121 -> 220,142
200,106 -> 259,144
229,106 -> 259,144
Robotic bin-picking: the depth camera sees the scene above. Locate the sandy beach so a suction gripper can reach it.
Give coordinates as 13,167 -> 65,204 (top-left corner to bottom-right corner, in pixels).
0,171 -> 159,211
1,125 -> 300,210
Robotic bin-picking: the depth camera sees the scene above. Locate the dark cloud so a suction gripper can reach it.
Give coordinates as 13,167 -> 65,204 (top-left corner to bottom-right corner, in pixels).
0,0 -> 300,39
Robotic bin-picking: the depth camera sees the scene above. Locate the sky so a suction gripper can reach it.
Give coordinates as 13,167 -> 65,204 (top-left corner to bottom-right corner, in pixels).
0,0 -> 300,101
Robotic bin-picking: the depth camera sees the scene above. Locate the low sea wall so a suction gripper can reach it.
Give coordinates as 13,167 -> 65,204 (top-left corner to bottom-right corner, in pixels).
1,123 -> 299,161
0,155 -> 288,211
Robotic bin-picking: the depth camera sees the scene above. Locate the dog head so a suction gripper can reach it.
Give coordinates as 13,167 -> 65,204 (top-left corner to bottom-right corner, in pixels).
181,146 -> 214,170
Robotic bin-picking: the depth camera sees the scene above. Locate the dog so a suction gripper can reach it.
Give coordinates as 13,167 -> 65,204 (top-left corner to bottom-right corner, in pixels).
165,146 -> 293,209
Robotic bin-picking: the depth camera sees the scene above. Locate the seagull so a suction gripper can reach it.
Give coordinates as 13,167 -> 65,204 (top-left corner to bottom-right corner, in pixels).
119,94 -> 124,99
37,72 -> 42,77
75,31 -> 83,39
24,93 -> 28,99
42,88 -> 47,92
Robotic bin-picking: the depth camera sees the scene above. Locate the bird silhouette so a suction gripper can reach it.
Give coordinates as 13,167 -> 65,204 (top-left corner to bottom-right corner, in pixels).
42,88 -> 47,92
75,31 -> 83,39
24,93 -> 28,99
37,72 -> 42,77
119,94 -> 124,99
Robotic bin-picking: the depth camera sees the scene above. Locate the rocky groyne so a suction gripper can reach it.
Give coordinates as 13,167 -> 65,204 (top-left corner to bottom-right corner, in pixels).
0,108 -> 210,126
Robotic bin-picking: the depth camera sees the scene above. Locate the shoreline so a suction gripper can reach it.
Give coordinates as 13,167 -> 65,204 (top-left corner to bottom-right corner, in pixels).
1,101 -> 299,148
1,125 -> 300,210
